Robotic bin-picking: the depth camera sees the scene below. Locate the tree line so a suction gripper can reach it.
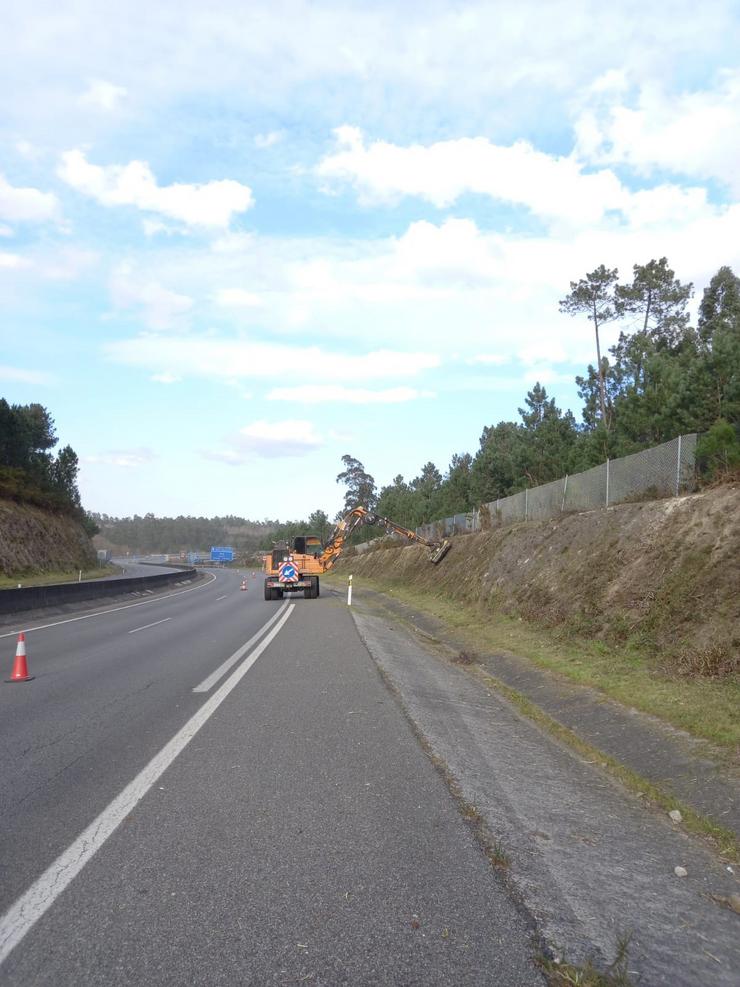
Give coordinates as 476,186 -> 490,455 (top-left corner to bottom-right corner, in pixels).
92,513 -> 280,555
342,260 -> 740,532
0,400 -> 92,527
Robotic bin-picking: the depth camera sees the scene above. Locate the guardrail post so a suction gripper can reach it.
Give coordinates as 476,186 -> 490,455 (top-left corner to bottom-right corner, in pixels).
561,474 -> 568,512
605,459 -> 610,506
347,574 -> 353,606
524,488 -> 528,521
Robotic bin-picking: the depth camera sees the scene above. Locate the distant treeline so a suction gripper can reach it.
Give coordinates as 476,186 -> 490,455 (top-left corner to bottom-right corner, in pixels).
0,400 -> 92,528
92,513 -> 280,555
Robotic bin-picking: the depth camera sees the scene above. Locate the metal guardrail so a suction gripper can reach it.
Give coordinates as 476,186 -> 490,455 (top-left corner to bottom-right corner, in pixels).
0,567 -> 198,615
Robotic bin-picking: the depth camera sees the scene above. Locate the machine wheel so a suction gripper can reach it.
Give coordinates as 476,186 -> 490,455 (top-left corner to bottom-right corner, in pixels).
315,577 -> 320,597
303,583 -> 312,599
308,575 -> 319,599
264,580 -> 271,601
274,587 -> 284,600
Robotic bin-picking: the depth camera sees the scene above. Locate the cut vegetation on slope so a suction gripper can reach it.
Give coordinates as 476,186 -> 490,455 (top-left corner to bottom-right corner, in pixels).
333,485 -> 739,751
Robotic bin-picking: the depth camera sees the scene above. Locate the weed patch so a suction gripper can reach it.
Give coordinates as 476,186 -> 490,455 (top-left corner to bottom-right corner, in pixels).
538,936 -> 634,986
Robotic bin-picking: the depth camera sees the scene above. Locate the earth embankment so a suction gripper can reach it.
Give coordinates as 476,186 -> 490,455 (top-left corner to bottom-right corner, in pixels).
0,499 -> 96,577
342,484 -> 739,665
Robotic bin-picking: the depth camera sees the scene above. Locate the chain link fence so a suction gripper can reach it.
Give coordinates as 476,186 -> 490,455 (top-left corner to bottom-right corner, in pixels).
413,434 -> 698,541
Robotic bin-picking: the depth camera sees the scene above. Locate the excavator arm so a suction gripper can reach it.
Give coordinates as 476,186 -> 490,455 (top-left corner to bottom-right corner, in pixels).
317,506 -> 450,571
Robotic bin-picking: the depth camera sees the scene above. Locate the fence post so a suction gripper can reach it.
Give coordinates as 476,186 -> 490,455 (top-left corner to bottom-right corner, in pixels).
524,487 -> 528,521
561,474 -> 568,513
675,434 -> 682,496
605,459 -> 610,506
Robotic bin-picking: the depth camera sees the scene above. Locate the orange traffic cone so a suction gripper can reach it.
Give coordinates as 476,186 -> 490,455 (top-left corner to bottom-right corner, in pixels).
6,632 -> 34,683
240,579 -> 247,591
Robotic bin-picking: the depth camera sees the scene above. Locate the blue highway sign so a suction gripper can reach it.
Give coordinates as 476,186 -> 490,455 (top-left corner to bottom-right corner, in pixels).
210,546 -> 235,562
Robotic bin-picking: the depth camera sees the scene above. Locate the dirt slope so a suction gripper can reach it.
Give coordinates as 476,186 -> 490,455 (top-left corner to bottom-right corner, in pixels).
0,500 -> 96,576
342,484 -> 739,664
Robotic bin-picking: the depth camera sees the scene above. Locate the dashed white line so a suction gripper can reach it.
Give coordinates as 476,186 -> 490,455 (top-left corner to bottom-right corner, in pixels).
0,603 -> 294,967
128,617 -> 171,635
192,602 -> 288,693
215,595 -> 228,601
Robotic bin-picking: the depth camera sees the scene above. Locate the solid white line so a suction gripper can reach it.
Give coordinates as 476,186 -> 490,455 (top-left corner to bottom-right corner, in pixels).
128,617 -> 171,635
0,573 -> 217,640
215,595 -> 228,601
192,602 -> 288,693
0,603 -> 294,967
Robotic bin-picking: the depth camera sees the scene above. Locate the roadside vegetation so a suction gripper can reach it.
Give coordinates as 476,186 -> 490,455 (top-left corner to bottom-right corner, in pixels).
0,400 -> 96,530
326,571 -> 738,753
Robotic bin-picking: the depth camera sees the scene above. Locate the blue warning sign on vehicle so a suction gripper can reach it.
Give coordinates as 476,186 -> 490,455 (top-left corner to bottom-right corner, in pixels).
278,560 -> 299,582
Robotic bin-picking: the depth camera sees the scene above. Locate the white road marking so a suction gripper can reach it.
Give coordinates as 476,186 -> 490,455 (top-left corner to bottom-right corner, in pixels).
0,603 -> 294,967
215,595 -> 228,601
128,617 -> 171,635
0,573 -> 217,640
192,602 -> 288,693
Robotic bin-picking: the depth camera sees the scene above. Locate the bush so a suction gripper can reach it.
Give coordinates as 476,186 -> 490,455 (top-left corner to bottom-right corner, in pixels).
696,420 -> 740,482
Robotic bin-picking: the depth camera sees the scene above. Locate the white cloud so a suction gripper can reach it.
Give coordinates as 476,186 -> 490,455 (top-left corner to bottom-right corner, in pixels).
214,288 -> 264,308
254,130 -> 285,149
575,69 -> 740,194
150,373 -> 180,384
317,126 -> 628,225
0,364 -> 52,384
142,218 -> 181,237
58,150 -> 254,229
267,385 -> 435,404
83,448 -> 157,468
204,419 -> 323,461
0,225 -> 13,237
0,252 -> 31,270
0,173 -> 58,224
316,126 -> 734,234
105,335 -> 440,380
80,78 -> 127,111
110,263 -> 193,331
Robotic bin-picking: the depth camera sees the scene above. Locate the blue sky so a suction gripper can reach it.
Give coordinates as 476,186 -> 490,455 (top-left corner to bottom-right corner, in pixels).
1,1 -> 739,521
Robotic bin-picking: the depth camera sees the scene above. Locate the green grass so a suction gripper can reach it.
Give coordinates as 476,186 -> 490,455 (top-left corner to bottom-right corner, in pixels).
326,573 -> 739,754
0,565 -> 119,589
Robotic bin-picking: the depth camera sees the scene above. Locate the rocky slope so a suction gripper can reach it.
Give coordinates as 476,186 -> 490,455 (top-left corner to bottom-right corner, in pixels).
0,499 -> 96,576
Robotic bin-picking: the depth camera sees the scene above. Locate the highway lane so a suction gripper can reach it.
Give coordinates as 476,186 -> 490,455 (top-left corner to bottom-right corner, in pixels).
0,580 -> 542,984
0,566 -> 272,913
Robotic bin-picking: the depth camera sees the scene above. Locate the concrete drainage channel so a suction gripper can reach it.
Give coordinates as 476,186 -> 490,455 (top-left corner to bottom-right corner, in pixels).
0,567 -> 199,615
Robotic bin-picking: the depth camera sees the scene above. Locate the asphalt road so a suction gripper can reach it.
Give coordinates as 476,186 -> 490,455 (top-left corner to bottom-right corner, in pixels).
0,571 -> 542,985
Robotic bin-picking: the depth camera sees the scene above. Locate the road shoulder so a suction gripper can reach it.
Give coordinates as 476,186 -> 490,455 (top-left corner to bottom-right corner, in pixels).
346,589 -> 740,985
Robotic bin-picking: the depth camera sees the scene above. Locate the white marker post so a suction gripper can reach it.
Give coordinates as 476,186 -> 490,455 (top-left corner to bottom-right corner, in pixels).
347,574 -> 353,606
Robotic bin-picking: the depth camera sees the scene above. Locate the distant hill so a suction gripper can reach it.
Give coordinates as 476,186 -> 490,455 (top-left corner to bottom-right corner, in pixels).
90,513 -> 279,557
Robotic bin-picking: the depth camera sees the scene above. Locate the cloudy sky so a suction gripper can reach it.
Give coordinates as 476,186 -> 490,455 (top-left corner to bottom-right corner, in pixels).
1,1 -> 739,521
